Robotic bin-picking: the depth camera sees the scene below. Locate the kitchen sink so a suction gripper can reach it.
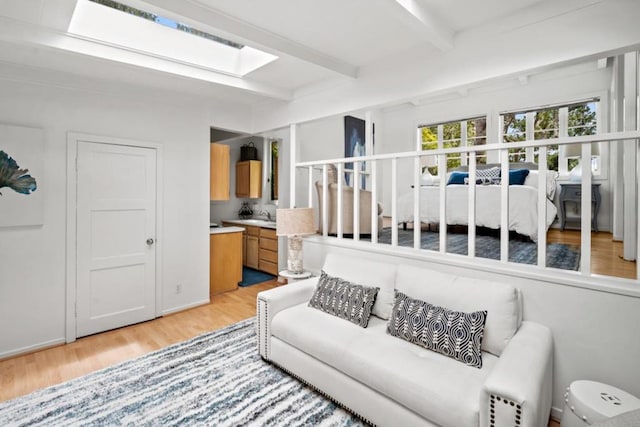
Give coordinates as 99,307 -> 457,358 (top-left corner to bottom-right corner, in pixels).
226,219 -> 277,229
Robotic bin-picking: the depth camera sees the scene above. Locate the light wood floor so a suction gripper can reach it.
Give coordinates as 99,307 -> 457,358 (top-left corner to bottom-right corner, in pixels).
547,229 -> 636,279
0,281 -> 278,403
1,279 -> 560,426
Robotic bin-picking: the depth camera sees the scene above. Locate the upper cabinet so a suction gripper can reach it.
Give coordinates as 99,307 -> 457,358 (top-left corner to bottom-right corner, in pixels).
210,143 -> 230,201
236,160 -> 262,198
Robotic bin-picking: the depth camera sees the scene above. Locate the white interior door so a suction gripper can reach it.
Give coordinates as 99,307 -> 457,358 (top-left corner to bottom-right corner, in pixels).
76,141 -> 157,337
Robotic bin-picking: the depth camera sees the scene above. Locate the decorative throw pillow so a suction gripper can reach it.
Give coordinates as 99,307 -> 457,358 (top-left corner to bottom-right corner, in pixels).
309,271 -> 379,328
505,168 -> 530,185
476,167 -> 500,180
386,290 -> 488,368
446,171 -> 468,185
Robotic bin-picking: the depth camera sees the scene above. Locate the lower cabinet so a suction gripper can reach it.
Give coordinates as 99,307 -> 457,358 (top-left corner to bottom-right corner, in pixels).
210,231 -> 242,296
259,228 -> 278,275
245,227 -> 260,269
222,222 -> 277,275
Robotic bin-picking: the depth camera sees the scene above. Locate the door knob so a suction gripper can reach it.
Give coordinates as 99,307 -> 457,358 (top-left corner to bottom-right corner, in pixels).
146,238 -> 155,245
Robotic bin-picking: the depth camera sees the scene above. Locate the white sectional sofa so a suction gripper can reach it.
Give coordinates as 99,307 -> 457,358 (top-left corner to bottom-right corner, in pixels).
256,254 -> 553,427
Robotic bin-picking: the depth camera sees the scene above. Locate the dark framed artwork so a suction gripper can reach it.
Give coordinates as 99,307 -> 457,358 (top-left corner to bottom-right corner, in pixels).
344,115 -> 366,188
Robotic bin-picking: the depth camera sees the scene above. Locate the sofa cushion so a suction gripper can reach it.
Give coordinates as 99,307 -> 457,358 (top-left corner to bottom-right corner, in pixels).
271,304 -> 497,427
396,264 -> 520,356
308,271 -> 379,327
387,290 -> 487,368
322,253 -> 396,320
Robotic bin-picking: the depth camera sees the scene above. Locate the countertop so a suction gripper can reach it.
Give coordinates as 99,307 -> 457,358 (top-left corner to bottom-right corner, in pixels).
210,226 -> 245,235
222,218 -> 277,229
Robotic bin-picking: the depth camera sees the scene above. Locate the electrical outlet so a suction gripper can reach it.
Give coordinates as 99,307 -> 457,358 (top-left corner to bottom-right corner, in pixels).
176,284 -> 182,294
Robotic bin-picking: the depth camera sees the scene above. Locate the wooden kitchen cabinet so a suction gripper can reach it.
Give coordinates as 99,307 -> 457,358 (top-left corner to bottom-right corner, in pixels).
222,221 -> 278,274
259,227 -> 279,275
236,160 -> 262,198
210,143 -> 230,201
210,231 -> 242,296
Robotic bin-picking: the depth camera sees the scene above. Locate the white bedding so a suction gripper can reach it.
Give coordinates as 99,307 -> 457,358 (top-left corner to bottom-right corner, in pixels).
397,184 -> 557,241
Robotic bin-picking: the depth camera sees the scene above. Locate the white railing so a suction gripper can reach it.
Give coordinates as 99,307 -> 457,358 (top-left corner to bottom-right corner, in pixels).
295,130 -> 640,280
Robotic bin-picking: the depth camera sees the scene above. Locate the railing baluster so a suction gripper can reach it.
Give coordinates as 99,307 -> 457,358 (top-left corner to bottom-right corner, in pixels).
322,164 -> 328,237
414,156 -> 421,250
468,152 -> 476,258
580,143 -> 592,275
308,166 -> 313,208
392,158 -> 398,247
537,146 -> 548,267
371,160 -> 378,244
500,150 -> 509,263
438,153 -> 447,254
354,161 -> 360,241
337,163 -> 343,239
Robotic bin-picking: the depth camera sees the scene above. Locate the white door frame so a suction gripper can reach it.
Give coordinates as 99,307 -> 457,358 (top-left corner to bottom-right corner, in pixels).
65,132 -> 164,343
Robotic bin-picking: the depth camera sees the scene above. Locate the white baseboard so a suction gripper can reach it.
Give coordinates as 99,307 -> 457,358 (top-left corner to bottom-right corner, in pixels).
0,337 -> 65,360
161,299 -> 210,316
551,405 -> 563,422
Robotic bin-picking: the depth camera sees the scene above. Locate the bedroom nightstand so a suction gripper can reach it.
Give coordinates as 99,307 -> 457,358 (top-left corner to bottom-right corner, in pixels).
559,183 -> 601,232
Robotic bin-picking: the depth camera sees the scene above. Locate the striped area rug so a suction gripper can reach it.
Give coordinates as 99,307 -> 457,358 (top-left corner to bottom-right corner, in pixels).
0,319 -> 366,427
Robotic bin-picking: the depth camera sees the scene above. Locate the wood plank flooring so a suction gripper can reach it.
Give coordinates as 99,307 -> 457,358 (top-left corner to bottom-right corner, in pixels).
0,281 -> 278,403
0,279 -> 561,426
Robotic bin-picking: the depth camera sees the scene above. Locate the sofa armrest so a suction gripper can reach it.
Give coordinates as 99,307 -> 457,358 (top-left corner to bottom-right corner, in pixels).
256,278 -> 318,359
480,321 -> 553,427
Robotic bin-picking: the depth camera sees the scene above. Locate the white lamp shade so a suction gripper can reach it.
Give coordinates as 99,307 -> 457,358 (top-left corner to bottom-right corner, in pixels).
276,208 -> 316,236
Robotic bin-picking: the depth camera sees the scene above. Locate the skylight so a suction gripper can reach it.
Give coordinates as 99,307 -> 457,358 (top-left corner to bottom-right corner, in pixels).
89,0 -> 244,50
68,0 -> 277,77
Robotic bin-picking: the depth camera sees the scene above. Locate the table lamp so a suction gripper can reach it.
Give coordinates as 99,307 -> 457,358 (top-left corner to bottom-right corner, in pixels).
565,142 -> 600,182
276,208 -> 316,274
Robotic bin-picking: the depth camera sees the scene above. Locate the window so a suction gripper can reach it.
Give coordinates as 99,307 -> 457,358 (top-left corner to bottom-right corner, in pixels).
501,100 -> 599,175
89,0 -> 244,48
419,116 -> 487,175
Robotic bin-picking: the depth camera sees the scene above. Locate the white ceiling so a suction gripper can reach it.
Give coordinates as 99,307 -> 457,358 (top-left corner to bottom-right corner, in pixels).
0,0 -> 627,109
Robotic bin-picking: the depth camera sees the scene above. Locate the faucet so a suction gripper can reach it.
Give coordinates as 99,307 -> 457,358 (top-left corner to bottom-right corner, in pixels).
259,210 -> 273,221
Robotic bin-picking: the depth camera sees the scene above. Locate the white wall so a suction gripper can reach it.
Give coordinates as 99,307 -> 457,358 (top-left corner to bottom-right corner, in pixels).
0,74 -> 247,358
303,241 -> 640,420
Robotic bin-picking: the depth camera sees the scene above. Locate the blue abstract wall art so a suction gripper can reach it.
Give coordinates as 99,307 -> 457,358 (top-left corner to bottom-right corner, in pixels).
0,124 -> 44,227
0,150 -> 37,196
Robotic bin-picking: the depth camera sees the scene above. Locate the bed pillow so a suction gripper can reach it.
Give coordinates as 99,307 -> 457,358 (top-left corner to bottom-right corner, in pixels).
308,271 -> 379,328
387,290 -> 488,368
505,169 -> 530,185
476,166 -> 500,180
447,171 -> 468,185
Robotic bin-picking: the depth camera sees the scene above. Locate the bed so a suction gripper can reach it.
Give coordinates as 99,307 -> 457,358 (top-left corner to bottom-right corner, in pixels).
396,166 -> 558,241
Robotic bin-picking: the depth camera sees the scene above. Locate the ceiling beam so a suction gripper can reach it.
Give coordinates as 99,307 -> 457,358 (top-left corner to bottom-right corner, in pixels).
132,0 -> 359,79
390,0 -> 454,51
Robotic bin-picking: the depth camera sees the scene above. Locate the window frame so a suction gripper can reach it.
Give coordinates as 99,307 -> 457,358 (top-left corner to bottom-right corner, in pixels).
499,99 -> 603,179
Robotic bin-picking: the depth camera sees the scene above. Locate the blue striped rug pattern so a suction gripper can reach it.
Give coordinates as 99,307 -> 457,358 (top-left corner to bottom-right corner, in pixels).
0,319 -> 366,427
370,228 -> 580,270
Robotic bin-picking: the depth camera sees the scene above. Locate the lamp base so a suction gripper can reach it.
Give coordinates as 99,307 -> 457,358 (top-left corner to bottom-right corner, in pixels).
287,236 -> 304,274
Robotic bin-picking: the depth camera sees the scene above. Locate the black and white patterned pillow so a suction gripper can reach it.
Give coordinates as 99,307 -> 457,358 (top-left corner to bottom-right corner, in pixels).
386,290 -> 488,368
476,167 -> 500,179
308,271 -> 379,328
